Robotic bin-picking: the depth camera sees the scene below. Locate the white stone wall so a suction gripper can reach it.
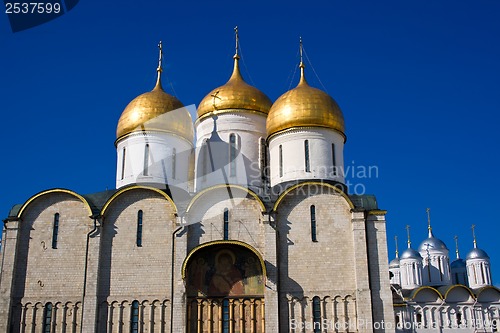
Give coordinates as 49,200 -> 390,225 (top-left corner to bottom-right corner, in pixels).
400,258 -> 423,290
94,188 -> 178,331
1,185 -> 396,333
466,258 -> 492,289
268,128 -> 345,187
116,131 -> 193,192
99,189 -> 176,299
390,266 -> 401,285
186,187 -> 265,252
420,251 -> 452,287
394,301 -> 500,332
6,192 -> 93,332
274,185 -> 370,332
194,112 -> 267,192
366,213 -> 396,333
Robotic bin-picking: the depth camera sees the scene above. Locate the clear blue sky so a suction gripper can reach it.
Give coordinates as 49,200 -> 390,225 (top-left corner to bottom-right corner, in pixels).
1,0 -> 499,285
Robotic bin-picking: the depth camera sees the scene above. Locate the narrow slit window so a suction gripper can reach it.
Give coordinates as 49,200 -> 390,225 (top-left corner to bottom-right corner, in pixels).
131,300 -> 139,333
202,139 -> 208,181
223,208 -> 229,240
312,296 -> 321,333
143,144 -> 150,176
229,133 -> 237,177
121,147 -> 126,180
305,140 -> 310,172
172,147 -> 176,179
43,303 -> 53,333
279,145 -> 283,178
438,257 -> 443,281
259,137 -> 267,181
52,213 -> 59,249
310,205 -> 317,242
222,298 -> 230,333
137,210 -> 143,247
332,143 -> 337,176
416,313 -> 423,325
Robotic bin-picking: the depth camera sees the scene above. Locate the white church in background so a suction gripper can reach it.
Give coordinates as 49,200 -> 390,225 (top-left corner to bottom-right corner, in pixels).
0,30 -> 498,333
389,212 -> 500,332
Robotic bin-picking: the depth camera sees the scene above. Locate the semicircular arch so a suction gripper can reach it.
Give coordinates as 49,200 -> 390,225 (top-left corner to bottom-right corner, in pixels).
101,185 -> 177,216
17,188 -> 93,218
273,181 -> 354,212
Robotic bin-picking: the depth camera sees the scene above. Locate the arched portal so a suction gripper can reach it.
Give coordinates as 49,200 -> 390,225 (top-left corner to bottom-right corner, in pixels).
183,241 -> 266,333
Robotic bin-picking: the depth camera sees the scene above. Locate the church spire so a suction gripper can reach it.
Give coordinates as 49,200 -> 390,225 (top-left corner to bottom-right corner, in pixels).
298,36 -> 308,86
406,225 -> 412,248
154,41 -> 164,91
454,235 -> 460,259
234,25 -> 239,58
472,224 -> 477,249
395,235 -> 399,258
229,26 -> 243,82
426,207 -> 434,238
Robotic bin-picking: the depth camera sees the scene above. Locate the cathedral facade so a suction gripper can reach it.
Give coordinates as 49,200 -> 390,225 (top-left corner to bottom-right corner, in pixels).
1,38 -> 402,333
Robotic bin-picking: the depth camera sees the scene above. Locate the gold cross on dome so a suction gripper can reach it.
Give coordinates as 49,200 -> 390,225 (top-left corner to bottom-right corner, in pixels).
211,90 -> 221,110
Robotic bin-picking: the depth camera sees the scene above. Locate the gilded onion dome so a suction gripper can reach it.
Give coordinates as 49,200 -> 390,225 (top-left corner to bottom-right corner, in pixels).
197,55 -> 272,120
116,43 -> 194,142
266,62 -> 345,139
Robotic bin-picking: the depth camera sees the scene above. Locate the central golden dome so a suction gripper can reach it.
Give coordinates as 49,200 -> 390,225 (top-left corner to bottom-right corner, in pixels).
116,75 -> 194,143
197,55 -> 272,119
266,66 -> 345,140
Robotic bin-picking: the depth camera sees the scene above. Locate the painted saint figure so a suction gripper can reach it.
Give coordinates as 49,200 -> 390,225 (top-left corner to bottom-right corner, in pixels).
188,257 -> 210,296
208,250 -> 244,296
243,257 -> 263,295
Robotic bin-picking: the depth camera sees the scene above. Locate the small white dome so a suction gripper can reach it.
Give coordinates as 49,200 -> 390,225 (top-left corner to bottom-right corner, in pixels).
466,248 -> 490,260
400,248 -> 422,260
389,257 -> 400,268
418,230 -> 448,252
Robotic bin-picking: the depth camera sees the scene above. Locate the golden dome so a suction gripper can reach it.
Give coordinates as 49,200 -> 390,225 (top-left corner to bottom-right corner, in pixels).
116,62 -> 194,142
197,55 -> 272,120
266,65 -> 345,139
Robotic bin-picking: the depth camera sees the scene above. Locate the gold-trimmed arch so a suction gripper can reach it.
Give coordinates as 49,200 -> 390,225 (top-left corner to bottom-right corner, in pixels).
410,286 -> 444,301
185,184 -> 265,214
476,285 -> 500,299
17,188 -> 93,218
101,185 -> 178,215
273,181 -> 354,212
182,240 -> 266,280
442,284 -> 475,300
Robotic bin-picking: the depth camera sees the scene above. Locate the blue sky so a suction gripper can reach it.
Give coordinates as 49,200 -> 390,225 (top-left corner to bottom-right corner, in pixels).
1,0 -> 499,284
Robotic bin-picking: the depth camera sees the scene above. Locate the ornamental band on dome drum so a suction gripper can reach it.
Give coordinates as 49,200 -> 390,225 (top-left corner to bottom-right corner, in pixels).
1,31 -> 498,333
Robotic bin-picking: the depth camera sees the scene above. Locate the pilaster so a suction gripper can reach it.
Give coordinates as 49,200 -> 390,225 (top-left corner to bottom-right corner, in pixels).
351,211 -> 374,333
366,211 -> 395,333
0,219 -> 20,332
263,212 -> 279,332
171,219 -> 187,333
81,217 -> 102,332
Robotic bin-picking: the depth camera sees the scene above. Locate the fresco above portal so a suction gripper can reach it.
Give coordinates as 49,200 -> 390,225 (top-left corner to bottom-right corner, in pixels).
186,245 -> 264,297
